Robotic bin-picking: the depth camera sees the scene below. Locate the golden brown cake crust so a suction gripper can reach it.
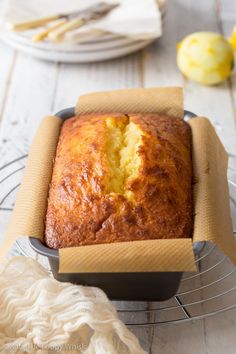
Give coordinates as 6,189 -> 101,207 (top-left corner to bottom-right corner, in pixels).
45,113 -> 193,249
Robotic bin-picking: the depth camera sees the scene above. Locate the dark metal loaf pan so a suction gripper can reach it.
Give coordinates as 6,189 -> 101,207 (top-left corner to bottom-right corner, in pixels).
29,108 -> 202,301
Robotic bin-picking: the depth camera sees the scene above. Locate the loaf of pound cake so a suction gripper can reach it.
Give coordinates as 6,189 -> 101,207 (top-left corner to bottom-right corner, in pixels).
45,113 -> 193,249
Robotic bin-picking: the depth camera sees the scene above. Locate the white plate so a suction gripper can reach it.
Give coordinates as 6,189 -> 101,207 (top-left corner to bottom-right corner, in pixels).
6,31 -> 122,50
6,31 -> 146,52
2,35 -> 154,62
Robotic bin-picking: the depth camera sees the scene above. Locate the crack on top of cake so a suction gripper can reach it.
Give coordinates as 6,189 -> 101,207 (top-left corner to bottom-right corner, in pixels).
105,114 -> 143,201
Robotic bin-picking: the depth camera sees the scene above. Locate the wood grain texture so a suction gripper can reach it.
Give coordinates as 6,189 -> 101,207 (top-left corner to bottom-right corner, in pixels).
0,43 -> 16,125
218,0 -> 236,132
0,0 -> 236,353
53,54 -> 141,112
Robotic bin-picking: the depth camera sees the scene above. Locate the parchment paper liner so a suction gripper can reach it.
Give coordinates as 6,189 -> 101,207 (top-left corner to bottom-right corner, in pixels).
1,87 -> 236,273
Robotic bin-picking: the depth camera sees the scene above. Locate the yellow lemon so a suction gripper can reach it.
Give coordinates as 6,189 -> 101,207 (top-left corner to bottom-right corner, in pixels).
229,26 -> 236,50
177,32 -> 234,85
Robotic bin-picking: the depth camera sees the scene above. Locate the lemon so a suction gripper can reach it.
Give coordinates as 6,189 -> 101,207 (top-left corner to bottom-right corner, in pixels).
229,26 -> 236,50
177,32 -> 234,85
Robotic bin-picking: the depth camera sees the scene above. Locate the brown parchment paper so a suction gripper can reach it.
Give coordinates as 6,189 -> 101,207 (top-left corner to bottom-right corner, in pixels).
0,116 -> 63,259
60,239 -> 195,273
1,87 -> 235,272
76,87 -> 183,118
189,117 -> 236,265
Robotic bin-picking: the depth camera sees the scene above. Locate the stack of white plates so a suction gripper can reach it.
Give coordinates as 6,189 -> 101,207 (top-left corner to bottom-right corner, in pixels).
1,1 -> 166,63
2,32 -> 156,63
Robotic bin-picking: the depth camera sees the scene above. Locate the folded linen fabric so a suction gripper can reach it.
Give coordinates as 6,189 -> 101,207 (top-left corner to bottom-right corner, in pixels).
0,256 -> 146,354
0,0 -> 162,42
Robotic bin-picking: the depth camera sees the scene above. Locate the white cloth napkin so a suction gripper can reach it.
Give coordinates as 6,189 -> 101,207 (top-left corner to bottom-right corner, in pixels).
0,256 -> 146,353
0,0 -> 162,42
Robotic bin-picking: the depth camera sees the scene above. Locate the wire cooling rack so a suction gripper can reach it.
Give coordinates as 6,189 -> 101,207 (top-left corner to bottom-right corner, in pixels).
1,154 -> 236,326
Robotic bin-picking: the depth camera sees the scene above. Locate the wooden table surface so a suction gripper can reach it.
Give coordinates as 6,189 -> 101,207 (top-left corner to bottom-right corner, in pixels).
1,0 -> 236,353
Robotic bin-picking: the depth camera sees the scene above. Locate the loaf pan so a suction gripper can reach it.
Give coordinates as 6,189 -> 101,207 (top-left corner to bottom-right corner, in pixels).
29,108 -> 203,301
